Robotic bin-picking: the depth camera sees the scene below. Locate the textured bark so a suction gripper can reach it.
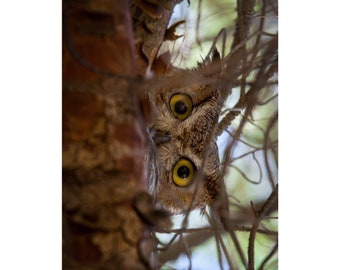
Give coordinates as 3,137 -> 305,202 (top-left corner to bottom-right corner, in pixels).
62,80 -> 148,270
62,0 -> 180,269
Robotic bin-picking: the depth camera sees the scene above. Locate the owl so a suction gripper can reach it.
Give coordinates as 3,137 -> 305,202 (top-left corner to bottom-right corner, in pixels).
146,67 -> 221,215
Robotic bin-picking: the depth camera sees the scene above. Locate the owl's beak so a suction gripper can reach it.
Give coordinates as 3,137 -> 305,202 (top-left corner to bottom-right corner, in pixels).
150,129 -> 171,146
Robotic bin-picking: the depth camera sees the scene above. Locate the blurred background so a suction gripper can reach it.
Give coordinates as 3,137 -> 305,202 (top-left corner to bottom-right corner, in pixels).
156,0 -> 278,269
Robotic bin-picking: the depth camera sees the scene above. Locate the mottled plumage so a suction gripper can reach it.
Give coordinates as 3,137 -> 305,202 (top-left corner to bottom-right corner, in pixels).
147,69 -> 221,214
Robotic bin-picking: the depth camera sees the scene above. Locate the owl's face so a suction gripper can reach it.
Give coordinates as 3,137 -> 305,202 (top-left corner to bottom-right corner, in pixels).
148,73 -> 221,214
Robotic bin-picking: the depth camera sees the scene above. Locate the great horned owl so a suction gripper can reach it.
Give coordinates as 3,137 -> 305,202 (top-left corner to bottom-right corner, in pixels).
147,68 -> 221,215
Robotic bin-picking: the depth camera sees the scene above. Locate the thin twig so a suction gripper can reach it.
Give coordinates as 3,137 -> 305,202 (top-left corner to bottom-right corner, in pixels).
258,241 -> 278,270
247,185 -> 278,270
263,112 -> 278,190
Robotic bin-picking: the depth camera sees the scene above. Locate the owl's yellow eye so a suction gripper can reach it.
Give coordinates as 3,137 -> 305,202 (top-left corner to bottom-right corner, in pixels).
169,94 -> 193,120
172,158 -> 195,187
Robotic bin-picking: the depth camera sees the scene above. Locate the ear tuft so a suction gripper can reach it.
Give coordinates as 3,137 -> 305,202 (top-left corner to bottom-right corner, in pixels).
197,47 -> 221,69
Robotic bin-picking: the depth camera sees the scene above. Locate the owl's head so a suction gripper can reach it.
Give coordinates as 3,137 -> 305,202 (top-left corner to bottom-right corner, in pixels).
147,71 -> 221,214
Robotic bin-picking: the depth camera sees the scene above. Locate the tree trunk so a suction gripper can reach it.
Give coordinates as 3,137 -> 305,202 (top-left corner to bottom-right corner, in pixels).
62,0 -> 179,269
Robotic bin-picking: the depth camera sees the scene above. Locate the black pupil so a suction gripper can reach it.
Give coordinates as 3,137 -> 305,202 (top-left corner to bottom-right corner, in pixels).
177,166 -> 190,178
174,101 -> 188,115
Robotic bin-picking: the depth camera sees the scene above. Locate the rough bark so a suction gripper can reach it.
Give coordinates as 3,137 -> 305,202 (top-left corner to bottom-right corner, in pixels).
62,0 -> 180,269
